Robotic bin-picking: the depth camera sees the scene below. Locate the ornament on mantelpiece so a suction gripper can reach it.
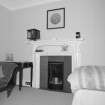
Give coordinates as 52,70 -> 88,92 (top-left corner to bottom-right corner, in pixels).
76,32 -> 81,39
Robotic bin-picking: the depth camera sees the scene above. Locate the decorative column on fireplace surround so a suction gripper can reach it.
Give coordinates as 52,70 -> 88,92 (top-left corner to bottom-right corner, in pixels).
31,38 -> 84,88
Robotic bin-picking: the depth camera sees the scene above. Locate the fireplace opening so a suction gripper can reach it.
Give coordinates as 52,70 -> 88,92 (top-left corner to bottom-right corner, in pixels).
40,56 -> 72,93
48,61 -> 64,91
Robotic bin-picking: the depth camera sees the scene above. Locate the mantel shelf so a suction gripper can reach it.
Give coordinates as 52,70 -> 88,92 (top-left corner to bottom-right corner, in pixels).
30,38 -> 84,47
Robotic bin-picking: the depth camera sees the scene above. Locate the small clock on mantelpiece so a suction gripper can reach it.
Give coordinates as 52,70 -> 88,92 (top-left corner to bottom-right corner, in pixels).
27,29 -> 40,41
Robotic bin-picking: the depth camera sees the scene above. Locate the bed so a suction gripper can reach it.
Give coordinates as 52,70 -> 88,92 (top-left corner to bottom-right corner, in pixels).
72,89 -> 105,105
67,65 -> 105,105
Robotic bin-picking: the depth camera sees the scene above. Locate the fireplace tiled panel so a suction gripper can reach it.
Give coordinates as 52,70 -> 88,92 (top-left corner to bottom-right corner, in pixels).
40,56 -> 72,93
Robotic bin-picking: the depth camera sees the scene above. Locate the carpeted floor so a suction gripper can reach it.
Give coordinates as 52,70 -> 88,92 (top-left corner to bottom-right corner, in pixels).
0,86 -> 73,105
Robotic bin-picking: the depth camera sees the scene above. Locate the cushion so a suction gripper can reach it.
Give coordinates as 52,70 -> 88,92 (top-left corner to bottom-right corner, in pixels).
0,65 -> 4,78
2,62 -> 17,80
0,62 -> 18,88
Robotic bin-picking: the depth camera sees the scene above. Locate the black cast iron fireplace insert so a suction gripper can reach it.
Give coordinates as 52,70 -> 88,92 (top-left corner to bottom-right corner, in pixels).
48,61 -> 64,91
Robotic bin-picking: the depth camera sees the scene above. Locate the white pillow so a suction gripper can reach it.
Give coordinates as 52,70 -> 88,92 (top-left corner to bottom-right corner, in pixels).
0,65 -> 4,78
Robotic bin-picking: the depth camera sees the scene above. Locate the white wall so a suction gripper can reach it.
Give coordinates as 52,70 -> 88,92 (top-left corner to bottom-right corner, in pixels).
9,1 -> 70,61
0,5 -> 11,60
0,0 -> 105,65
70,0 -> 105,65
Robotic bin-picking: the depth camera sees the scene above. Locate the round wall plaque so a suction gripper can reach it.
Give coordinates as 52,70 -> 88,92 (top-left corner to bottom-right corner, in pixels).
50,13 -> 61,25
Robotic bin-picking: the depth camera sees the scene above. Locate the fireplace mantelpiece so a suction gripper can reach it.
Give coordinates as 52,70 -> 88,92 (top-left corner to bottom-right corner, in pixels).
32,38 -> 84,88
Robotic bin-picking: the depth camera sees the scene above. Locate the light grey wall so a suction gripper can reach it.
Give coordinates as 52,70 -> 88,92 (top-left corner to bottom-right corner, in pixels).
0,0 -> 105,65
0,5 -> 12,60
8,1 -> 70,61
10,0 -> 105,65
72,0 -> 105,65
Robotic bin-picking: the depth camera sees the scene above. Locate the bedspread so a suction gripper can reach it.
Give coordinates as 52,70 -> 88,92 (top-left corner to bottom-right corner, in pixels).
72,89 -> 105,105
67,65 -> 105,92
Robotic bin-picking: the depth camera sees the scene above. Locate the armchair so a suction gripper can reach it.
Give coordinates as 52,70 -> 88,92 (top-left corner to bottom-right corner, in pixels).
0,62 -> 18,97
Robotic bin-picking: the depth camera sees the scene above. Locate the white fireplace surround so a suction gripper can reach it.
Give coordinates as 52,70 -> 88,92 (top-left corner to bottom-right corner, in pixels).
32,38 -> 83,88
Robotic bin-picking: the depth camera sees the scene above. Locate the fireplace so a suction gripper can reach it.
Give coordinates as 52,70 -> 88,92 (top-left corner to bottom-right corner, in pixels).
40,56 -> 72,92
32,39 -> 83,92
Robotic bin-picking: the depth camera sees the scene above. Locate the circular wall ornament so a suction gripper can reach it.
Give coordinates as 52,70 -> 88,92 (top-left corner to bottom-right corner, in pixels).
50,13 -> 61,25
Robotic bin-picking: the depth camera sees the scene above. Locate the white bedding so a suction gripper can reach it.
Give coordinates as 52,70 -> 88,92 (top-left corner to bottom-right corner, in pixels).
67,65 -> 105,92
67,65 -> 105,105
72,89 -> 105,105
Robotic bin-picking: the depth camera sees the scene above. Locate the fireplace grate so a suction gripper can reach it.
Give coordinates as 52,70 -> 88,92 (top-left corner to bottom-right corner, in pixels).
48,62 -> 64,91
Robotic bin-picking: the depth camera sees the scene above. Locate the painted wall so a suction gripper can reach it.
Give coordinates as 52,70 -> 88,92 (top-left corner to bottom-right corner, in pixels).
0,5 -> 11,60
10,0 -> 105,65
0,0 -> 105,65
71,0 -> 105,65
9,0 -> 70,61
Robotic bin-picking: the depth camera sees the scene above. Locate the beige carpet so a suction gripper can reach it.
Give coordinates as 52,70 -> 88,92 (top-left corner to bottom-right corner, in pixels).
0,86 -> 73,105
